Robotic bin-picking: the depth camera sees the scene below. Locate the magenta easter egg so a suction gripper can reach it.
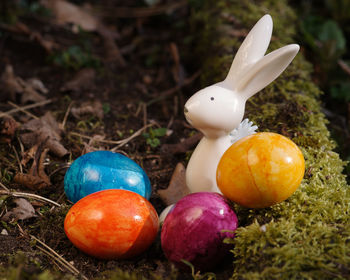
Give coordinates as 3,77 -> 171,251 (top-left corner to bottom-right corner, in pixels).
161,192 -> 238,271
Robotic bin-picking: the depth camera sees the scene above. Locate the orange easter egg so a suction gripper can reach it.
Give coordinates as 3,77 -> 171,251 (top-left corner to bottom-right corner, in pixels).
64,189 -> 159,259
217,132 -> 305,208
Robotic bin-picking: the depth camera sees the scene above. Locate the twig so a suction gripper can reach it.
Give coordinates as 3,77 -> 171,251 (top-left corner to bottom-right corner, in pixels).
70,123 -> 154,150
143,103 -> 147,127
50,191 -> 66,212
0,190 -> 61,207
36,246 -> 70,273
60,101 -> 74,130
8,101 -> 39,119
97,0 -> 187,18
0,181 -> 9,192
69,132 -> 116,144
17,223 -> 27,237
169,42 -> 181,84
167,116 -> 174,129
134,102 -> 143,117
0,99 -> 52,118
30,235 -> 87,280
12,145 -> 23,173
338,59 -> 350,77
111,123 -> 154,151
146,71 -> 201,106
17,135 -> 25,155
173,95 -> 179,116
48,164 -> 70,177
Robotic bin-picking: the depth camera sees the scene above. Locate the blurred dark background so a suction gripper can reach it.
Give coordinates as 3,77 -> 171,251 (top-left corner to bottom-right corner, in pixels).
293,0 -> 350,178
1,0 -> 349,175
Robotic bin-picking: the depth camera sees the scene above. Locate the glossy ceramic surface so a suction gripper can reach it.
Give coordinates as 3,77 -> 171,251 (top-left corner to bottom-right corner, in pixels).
159,204 -> 174,226
161,192 -> 238,271
64,189 -> 159,259
184,14 -> 300,194
217,132 -> 305,208
64,151 -> 151,203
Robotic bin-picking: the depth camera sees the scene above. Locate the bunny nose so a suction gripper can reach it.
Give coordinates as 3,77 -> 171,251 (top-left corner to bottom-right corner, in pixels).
184,106 -> 188,113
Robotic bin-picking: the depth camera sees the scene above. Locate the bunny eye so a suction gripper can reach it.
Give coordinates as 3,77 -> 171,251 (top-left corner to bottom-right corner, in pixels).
210,97 -> 214,101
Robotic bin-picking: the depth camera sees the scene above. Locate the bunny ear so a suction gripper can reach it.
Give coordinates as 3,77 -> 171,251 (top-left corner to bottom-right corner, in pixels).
224,14 -> 273,87
235,44 -> 300,100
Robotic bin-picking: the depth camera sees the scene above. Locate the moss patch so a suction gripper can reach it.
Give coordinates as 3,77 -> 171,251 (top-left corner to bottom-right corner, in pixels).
189,0 -> 350,279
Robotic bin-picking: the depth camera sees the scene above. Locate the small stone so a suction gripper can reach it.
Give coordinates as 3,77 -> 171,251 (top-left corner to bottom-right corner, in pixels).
1,229 -> 8,235
143,75 -> 152,85
158,163 -> 190,206
1,198 -> 37,222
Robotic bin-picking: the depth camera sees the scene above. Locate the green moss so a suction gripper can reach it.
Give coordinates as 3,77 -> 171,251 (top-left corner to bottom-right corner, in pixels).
189,0 -> 349,279
0,251 -> 74,280
96,268 -> 178,280
96,269 -> 151,280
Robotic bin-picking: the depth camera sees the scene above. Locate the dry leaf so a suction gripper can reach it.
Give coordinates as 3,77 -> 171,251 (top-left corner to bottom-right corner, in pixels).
21,144 -> 39,167
60,68 -> 96,92
0,65 -> 23,101
20,112 -> 68,157
27,78 -> 49,94
41,0 -> 125,64
0,117 -> 19,144
17,78 -> 46,104
161,133 -> 202,155
71,100 -> 104,119
0,65 -> 47,104
100,31 -> 126,65
13,21 -> 58,53
14,147 -> 51,190
82,134 -> 106,154
0,22 -> 58,53
14,172 -> 50,190
41,0 -> 99,33
157,162 -> 190,205
2,198 -> 37,222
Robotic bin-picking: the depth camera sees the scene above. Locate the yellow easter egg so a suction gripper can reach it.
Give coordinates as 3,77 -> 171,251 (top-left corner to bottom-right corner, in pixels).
217,132 -> 305,208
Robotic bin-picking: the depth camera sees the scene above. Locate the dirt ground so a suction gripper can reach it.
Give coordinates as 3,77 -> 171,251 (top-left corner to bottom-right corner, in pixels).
0,1 -> 219,279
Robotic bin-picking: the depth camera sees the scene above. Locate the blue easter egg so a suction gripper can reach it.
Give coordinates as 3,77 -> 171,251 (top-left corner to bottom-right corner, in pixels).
64,151 -> 152,203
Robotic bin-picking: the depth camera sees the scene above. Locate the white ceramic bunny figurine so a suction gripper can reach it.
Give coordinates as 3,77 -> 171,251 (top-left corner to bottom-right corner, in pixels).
184,14 -> 300,194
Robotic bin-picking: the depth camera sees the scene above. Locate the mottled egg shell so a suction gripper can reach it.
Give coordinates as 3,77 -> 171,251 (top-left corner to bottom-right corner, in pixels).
161,192 -> 238,271
217,132 -> 305,208
64,151 -> 151,203
64,189 -> 159,259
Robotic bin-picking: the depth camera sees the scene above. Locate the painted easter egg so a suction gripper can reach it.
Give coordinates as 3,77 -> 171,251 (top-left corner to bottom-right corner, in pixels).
161,192 -> 238,271
217,132 -> 305,208
64,151 -> 151,203
64,189 -> 159,259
